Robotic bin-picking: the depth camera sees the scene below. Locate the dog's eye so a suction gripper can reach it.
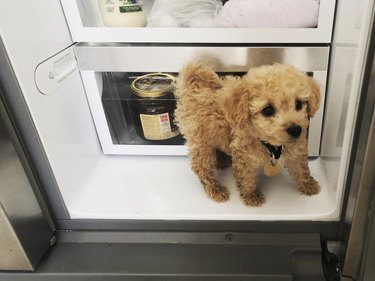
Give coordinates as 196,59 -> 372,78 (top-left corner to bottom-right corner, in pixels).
295,100 -> 303,111
261,105 -> 275,117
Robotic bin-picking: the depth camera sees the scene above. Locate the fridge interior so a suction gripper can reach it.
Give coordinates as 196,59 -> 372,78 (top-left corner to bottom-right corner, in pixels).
0,0 -> 373,222
62,43 -> 339,220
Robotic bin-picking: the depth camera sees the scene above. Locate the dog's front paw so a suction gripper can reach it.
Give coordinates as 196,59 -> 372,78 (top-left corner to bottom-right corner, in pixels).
240,190 -> 265,207
297,176 -> 321,196
205,184 -> 230,203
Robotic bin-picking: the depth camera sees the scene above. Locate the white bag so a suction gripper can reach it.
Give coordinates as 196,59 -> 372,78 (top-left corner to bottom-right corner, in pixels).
147,0 -> 223,27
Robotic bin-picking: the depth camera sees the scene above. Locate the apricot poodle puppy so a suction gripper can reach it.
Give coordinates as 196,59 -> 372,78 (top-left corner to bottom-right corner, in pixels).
174,63 -> 321,206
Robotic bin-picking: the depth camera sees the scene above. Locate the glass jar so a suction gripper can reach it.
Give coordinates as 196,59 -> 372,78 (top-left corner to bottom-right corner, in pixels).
129,73 -> 181,142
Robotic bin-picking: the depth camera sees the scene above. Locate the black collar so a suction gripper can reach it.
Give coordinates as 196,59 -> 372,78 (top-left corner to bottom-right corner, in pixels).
261,141 -> 284,160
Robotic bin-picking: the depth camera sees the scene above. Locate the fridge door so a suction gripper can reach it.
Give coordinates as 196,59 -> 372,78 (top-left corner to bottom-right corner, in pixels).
340,17 -> 375,280
0,44 -> 54,270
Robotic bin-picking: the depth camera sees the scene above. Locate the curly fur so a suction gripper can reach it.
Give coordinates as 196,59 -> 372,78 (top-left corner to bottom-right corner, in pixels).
174,63 -> 321,206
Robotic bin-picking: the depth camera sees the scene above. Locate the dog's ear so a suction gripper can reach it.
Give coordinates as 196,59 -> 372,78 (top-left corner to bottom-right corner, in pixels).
306,77 -> 321,117
221,79 -> 251,129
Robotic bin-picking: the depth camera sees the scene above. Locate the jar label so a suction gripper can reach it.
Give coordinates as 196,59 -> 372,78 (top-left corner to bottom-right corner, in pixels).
119,5 -> 142,13
114,0 -> 142,13
140,113 -> 179,140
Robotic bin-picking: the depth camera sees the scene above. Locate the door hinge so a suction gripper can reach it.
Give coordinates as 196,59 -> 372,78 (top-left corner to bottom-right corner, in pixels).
322,241 -> 341,281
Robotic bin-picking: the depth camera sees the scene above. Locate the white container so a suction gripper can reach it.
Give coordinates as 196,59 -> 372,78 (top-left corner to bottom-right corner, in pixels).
98,0 -> 146,27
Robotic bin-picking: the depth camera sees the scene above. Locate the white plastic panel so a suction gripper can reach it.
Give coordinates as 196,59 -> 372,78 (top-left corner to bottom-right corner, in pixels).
0,0 -> 103,217
60,0 -> 336,43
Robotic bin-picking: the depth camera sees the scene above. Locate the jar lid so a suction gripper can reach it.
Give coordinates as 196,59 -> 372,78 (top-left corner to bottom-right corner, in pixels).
131,73 -> 176,98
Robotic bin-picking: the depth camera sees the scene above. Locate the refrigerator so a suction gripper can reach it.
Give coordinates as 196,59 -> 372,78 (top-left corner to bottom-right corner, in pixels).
0,0 -> 374,280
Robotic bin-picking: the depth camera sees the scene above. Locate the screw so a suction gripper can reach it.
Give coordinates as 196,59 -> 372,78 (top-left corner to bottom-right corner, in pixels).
225,233 -> 233,243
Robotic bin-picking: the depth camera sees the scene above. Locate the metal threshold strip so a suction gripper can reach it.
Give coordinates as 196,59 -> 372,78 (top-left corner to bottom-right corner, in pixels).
0,232 -> 326,281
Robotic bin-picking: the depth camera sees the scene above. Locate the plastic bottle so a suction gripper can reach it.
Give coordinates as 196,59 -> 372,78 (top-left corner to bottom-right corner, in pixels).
98,0 -> 147,27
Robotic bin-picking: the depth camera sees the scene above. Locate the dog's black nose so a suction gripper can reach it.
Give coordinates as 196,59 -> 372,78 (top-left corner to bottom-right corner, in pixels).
286,124 -> 302,138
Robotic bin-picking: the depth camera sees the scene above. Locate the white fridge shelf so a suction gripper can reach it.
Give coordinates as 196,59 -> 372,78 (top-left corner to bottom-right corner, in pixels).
66,155 -> 339,221
61,0 -> 336,43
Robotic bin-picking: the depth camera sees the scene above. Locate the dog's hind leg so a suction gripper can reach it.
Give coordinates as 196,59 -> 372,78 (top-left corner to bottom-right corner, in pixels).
189,147 -> 230,202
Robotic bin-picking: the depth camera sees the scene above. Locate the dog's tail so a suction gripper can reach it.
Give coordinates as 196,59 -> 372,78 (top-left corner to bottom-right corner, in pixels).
175,63 -> 222,98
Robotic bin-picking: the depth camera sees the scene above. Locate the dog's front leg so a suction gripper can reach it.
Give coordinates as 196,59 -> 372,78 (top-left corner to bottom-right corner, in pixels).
190,146 -> 230,202
230,137 -> 265,206
284,156 -> 320,196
